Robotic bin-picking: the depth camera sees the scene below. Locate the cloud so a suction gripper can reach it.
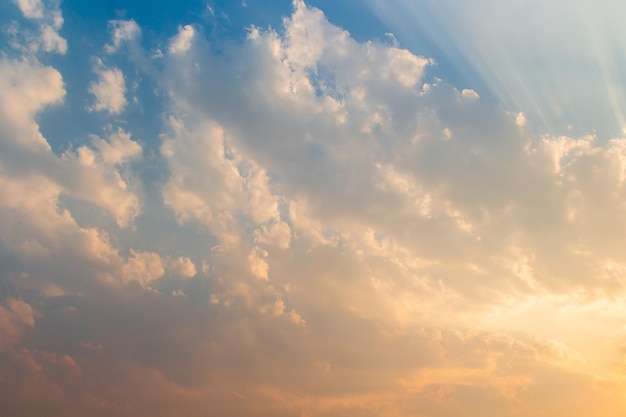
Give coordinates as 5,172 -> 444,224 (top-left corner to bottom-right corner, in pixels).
167,256 -> 197,278
168,25 -> 195,54
3,1 -> 626,417
105,20 -> 141,54
13,0 -> 44,19
161,116 -> 284,248
11,0 -> 67,54
0,56 -> 65,148
121,250 -> 165,285
0,299 -> 35,349
0,56 -> 142,244
88,60 -> 128,115
39,23 -> 66,53
152,4 -> 626,410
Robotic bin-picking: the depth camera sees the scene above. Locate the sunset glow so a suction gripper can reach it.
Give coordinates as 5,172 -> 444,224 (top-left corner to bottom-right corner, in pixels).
2,1 -> 626,416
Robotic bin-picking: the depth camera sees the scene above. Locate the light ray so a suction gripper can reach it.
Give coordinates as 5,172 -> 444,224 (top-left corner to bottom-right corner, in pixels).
365,0 -> 626,139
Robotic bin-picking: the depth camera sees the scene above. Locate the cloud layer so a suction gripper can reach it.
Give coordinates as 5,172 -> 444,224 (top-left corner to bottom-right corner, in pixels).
1,1 -> 626,416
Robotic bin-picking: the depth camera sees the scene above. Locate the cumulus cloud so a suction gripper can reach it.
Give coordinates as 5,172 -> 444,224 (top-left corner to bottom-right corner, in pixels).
121,250 -> 166,285
0,299 -> 35,349
40,24 -> 66,53
168,25 -> 195,54
167,256 -> 197,278
161,116 -> 285,247
13,0 -> 44,19
11,0 -> 67,54
0,56 -> 141,242
105,19 -> 141,54
88,60 -> 128,114
3,1 -> 626,417
0,56 -> 65,149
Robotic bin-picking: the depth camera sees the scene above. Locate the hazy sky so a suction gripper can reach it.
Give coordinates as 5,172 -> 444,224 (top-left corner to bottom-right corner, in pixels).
2,1 -> 626,416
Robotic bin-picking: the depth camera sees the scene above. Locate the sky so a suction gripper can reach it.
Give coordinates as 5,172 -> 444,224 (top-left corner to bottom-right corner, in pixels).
2,0 -> 626,416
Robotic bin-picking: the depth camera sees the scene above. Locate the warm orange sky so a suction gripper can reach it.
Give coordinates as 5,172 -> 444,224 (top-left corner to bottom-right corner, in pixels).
2,1 -> 626,416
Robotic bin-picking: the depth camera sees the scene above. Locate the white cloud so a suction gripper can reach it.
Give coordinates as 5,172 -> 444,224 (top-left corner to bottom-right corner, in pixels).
13,0 -> 44,19
40,24 -> 67,54
105,19 -> 141,54
254,221 -> 292,250
0,57 -> 141,230
161,118 -> 246,237
169,25 -> 195,54
53,129 -> 143,228
122,250 -> 165,285
0,56 -> 64,150
461,88 -> 479,100
161,116 -> 285,249
12,0 -> 67,54
167,256 -> 197,278
156,0 -> 626,361
91,128 -> 142,165
248,246 -> 269,280
88,61 -> 128,115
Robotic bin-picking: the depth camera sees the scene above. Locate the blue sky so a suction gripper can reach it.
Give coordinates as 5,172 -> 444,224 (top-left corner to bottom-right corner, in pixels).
2,1 -> 626,416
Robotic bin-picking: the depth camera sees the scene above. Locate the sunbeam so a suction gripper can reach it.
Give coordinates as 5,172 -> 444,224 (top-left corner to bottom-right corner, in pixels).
366,0 -> 626,139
